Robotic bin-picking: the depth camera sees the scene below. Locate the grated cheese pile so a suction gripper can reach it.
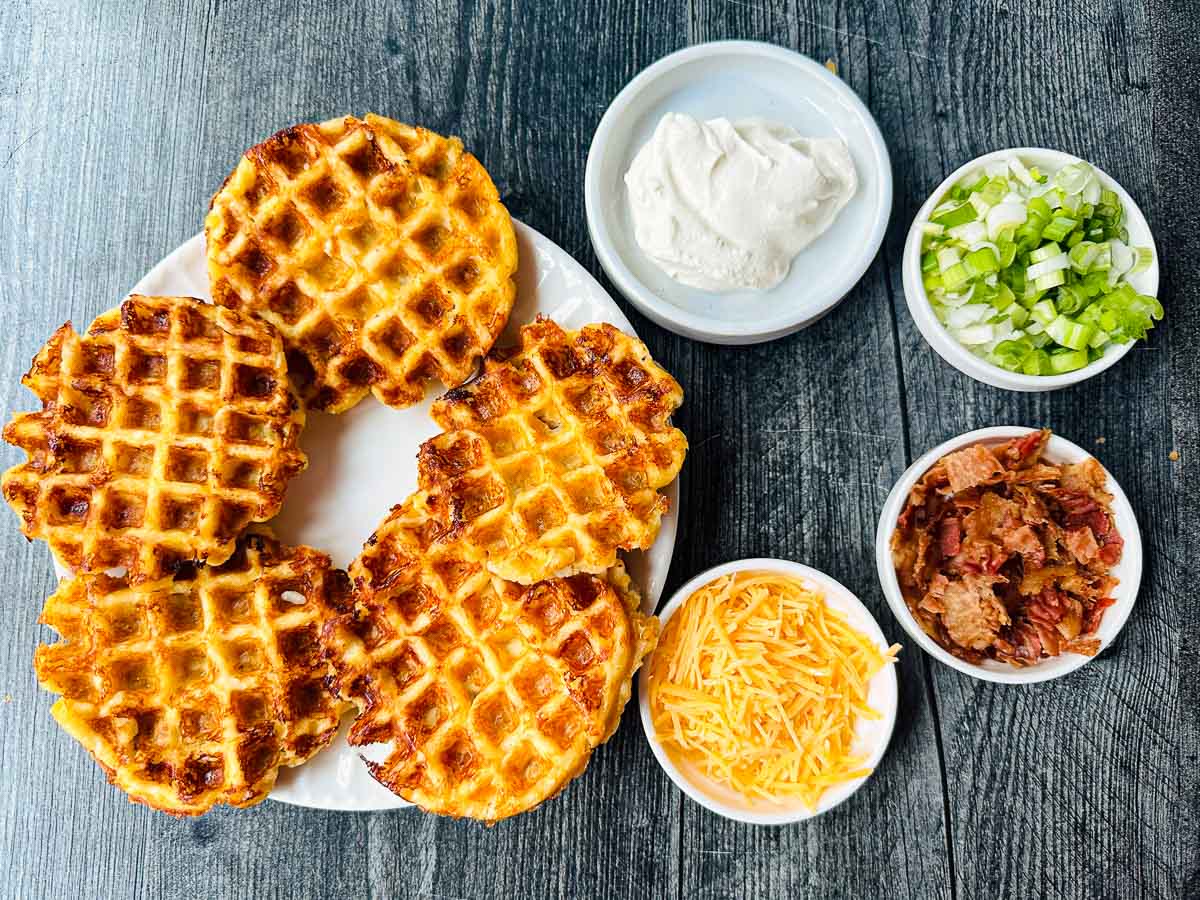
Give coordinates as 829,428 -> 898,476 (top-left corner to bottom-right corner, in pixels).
648,571 -> 900,809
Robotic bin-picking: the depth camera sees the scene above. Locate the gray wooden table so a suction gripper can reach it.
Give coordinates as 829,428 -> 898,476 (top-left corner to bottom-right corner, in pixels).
1,2 -> 1196,898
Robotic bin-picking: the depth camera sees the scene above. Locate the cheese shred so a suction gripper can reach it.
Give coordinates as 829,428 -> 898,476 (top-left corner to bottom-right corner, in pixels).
648,571 -> 900,809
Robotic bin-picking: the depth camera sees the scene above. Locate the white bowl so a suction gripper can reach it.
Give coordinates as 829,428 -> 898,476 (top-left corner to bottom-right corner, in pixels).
638,558 -> 898,825
902,147 -> 1160,391
585,40 -> 892,345
874,427 -> 1143,684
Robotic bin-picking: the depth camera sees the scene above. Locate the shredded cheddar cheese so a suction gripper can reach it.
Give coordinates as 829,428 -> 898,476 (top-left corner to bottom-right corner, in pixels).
647,571 -> 900,809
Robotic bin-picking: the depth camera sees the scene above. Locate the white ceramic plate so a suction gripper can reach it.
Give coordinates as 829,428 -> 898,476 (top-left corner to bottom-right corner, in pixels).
586,40 -> 892,345
638,559 -> 898,825
902,148 -> 1160,392
875,427 -> 1142,684
50,221 -> 680,811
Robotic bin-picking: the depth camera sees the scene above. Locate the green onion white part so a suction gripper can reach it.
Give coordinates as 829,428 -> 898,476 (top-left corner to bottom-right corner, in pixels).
920,157 -> 1160,376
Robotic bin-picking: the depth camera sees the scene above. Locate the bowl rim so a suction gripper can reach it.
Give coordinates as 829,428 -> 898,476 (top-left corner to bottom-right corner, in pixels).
585,39 -> 893,345
637,557 -> 899,825
873,426 -> 1143,684
902,147 -> 1160,392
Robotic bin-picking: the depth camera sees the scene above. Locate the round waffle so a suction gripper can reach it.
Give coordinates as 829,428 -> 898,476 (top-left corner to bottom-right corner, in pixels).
34,531 -> 349,816
321,495 -> 658,822
206,114 -> 518,414
2,295 -> 306,582
417,317 -> 688,585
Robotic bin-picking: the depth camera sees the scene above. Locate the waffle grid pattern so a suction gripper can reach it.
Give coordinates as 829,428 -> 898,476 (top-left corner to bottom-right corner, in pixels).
206,114 -> 518,413
34,531 -> 348,815
418,318 -> 688,585
324,494 -> 656,822
2,296 -> 306,581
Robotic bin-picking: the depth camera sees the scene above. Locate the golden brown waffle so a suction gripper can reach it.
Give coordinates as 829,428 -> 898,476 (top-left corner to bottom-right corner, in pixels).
417,318 -> 687,585
2,296 -> 306,582
321,495 -> 657,822
206,114 -> 518,413
34,531 -> 348,816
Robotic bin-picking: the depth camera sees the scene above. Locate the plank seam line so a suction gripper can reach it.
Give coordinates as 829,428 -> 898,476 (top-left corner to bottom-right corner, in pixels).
880,234 -> 958,900
675,786 -> 685,900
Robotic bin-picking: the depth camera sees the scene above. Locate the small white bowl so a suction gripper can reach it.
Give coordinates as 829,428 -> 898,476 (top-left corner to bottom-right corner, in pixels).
638,558 -> 898,825
875,427 -> 1143,684
903,147 -> 1160,391
586,41 -> 892,345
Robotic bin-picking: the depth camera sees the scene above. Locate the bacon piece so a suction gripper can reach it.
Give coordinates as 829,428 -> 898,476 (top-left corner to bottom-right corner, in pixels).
1065,526 -> 1100,564
1060,457 -> 1109,494
1063,636 -> 1101,657
1083,596 -> 1116,634
939,575 -> 1009,651
919,573 -> 950,614
1003,524 -> 1045,566
999,429 -> 1049,469
938,517 -> 962,558
1010,463 -> 1063,484
942,444 -> 1004,493
1068,506 -> 1110,537
1098,528 -> 1124,566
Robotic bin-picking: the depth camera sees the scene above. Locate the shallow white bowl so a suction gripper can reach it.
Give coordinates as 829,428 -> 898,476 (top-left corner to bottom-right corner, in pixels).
902,148 -> 1160,391
585,40 -> 892,345
875,427 -> 1143,684
638,558 -> 898,825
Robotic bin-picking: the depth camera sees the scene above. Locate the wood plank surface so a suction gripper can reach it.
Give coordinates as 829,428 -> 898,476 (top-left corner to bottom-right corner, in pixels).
0,1 -> 1194,899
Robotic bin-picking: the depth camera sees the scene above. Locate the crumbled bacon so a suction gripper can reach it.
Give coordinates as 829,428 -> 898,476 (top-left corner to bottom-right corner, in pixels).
1065,527 -> 1100,564
938,517 -> 962,558
942,444 -> 1005,493
891,429 -> 1122,668
939,575 -> 1009,650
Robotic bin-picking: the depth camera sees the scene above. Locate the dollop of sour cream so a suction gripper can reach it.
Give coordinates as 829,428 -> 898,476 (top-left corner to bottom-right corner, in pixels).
624,113 -> 858,292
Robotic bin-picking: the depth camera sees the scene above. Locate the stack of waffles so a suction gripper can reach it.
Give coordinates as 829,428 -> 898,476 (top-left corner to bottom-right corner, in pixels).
3,115 -> 687,821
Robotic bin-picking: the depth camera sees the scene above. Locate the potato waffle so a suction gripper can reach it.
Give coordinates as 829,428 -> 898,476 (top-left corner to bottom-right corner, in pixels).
206,114 -> 518,413
2,296 -> 306,581
321,495 -> 657,822
417,318 -> 687,585
34,531 -> 348,815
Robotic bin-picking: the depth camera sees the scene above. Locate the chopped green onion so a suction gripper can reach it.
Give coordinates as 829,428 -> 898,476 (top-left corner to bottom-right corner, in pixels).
942,263 -> 971,291
1129,246 -> 1154,274
1022,350 -> 1053,375
1045,315 -> 1096,351
931,201 -> 978,228
1042,216 -> 1077,242
919,155 -> 1158,375
1031,300 -> 1058,325
1049,349 -> 1090,373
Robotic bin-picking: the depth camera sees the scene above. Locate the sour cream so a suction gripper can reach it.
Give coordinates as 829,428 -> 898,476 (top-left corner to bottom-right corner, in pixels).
624,113 -> 858,292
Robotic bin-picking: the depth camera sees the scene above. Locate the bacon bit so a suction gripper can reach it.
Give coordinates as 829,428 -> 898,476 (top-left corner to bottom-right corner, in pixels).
891,430 -> 1122,668
1003,524 -> 1045,566
1083,596 -> 1116,634
1064,636 -> 1101,657
940,575 -> 1008,650
938,517 -> 962,558
1001,428 -> 1049,468
1065,527 -> 1100,564
1098,529 -> 1124,567
942,444 -> 1004,493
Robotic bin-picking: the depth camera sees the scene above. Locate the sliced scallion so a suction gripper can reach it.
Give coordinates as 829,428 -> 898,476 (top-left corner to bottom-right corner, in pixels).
919,155 -> 1158,375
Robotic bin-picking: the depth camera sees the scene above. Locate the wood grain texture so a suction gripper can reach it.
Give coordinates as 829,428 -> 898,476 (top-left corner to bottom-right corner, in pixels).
0,0 -> 1194,898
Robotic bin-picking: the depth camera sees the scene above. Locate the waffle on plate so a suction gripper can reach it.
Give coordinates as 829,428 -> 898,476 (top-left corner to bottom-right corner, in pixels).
417,317 -> 688,585
2,295 -> 306,582
206,114 -> 518,413
34,531 -> 348,815
322,494 -> 658,822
